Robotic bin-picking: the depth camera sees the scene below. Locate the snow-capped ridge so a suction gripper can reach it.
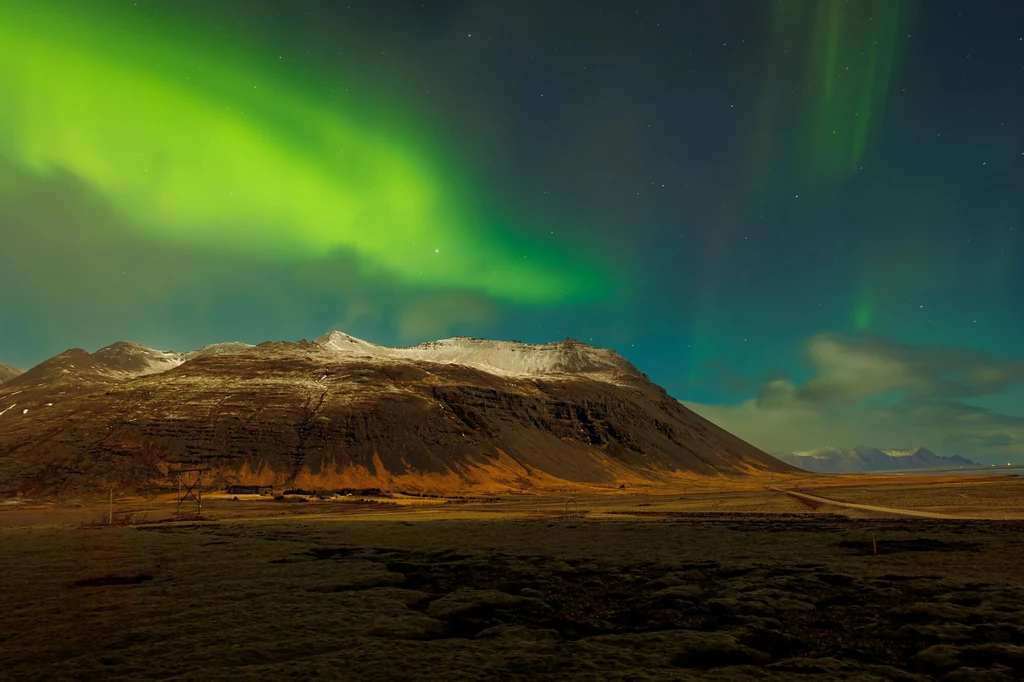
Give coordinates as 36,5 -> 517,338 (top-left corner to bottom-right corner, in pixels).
315,331 -> 645,384
92,341 -> 184,378
183,342 -> 255,360
790,446 -> 848,459
7,333 -> 645,390
4,339 -> 260,387
883,446 -> 932,458
98,340 -> 256,374
775,445 -> 976,473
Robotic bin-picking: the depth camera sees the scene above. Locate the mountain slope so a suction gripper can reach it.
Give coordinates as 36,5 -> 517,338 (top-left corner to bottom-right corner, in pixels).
0,363 -> 22,385
775,446 -> 976,473
318,332 -> 647,385
0,334 -> 794,496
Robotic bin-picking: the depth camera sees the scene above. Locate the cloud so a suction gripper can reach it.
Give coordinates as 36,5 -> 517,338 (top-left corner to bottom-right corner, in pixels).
686,333 -> 1024,463
763,333 -> 1024,407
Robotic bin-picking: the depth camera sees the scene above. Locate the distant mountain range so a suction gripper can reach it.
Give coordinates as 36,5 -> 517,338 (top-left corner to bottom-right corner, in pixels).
0,363 -> 23,385
774,446 -> 976,473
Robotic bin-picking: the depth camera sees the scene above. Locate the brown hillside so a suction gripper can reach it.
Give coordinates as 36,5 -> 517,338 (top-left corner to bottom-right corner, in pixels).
0,338 -> 794,496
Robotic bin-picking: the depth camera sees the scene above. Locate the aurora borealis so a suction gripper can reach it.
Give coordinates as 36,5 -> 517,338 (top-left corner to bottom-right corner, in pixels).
1,1 -> 1022,462
0,0 -> 604,302
755,0 -> 910,185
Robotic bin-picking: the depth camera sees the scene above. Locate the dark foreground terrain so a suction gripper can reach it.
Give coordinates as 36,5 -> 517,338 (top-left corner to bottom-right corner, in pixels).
3,515 -> 1023,680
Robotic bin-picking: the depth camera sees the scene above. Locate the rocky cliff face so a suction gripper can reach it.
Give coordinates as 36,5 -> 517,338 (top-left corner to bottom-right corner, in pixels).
0,335 -> 793,496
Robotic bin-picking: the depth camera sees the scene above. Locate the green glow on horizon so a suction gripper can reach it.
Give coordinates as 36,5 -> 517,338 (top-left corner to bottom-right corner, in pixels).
0,1 -> 603,303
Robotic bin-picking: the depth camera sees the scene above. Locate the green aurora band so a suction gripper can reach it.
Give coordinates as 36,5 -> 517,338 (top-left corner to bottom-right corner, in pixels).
756,0 -> 913,184
751,0 -> 914,333
0,1 -> 603,304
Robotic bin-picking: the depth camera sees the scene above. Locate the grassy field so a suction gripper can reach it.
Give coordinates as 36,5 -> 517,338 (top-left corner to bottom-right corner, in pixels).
3,481 -> 1024,680
5,474 -> 1024,529
800,477 -> 1024,518
1,485 -> 815,529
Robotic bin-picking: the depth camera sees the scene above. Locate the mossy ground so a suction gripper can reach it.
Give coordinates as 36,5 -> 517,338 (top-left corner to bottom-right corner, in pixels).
3,513 -> 1023,680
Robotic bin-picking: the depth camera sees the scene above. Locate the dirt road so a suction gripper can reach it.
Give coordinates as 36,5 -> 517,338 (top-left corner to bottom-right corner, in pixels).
772,485 -> 988,520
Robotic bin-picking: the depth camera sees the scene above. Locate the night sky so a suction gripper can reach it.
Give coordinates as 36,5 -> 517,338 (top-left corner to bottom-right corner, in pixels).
1,1 -> 1022,463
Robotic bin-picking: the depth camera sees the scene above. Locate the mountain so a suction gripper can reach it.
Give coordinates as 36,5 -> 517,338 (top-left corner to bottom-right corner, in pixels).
0,333 -> 793,496
0,341 -> 256,408
0,363 -> 22,385
774,445 -> 976,473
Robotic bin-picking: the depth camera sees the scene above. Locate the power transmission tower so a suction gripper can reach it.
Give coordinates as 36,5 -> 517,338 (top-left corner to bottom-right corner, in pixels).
176,468 -> 207,516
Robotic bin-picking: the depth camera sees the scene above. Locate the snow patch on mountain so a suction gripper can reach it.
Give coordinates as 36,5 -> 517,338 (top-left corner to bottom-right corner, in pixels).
91,340 -> 256,376
3,333 -> 646,406
183,342 -> 255,361
883,446 -> 930,458
92,342 -> 184,378
315,331 -> 645,385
